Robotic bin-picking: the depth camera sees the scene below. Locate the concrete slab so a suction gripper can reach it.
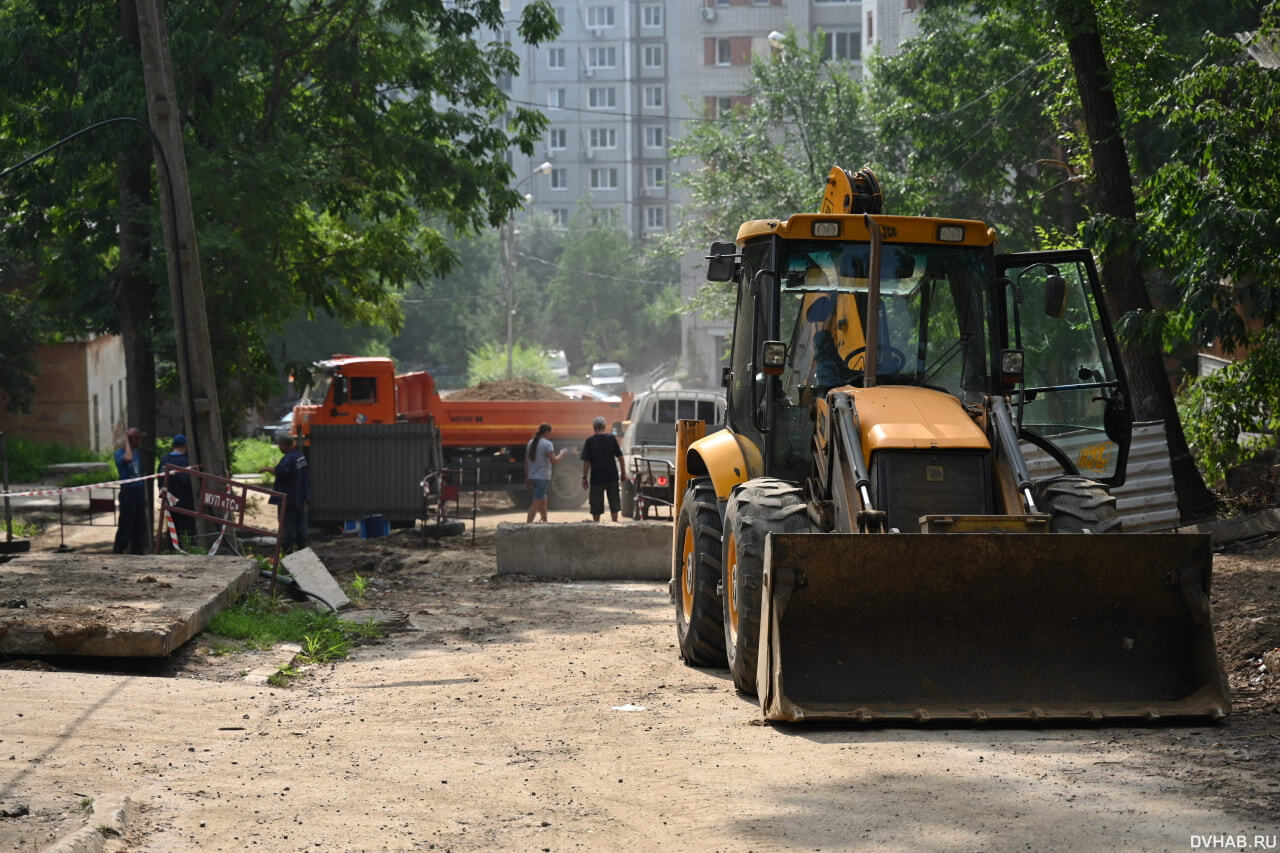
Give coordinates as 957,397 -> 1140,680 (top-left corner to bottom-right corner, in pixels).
1178,507 -> 1280,546
495,521 -> 671,580
0,554 -> 257,657
282,547 -> 350,611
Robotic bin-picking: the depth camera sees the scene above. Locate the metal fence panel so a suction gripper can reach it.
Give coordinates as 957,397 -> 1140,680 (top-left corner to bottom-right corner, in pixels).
1022,421 -> 1179,532
308,422 -> 441,523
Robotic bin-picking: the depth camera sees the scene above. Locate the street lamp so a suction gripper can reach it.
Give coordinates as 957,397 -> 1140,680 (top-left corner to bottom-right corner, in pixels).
505,161 -> 553,379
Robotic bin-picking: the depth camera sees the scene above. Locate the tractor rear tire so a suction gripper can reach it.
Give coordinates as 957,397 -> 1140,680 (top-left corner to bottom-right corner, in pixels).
547,457 -> 587,510
674,477 -> 727,667
722,478 -> 811,695
1033,475 -> 1122,533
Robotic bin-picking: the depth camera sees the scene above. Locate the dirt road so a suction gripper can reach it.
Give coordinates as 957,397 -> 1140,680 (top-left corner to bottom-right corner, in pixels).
2,502 -> 1279,851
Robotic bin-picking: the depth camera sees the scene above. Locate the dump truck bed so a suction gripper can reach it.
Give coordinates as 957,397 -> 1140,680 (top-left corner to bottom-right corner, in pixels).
758,531 -> 1229,723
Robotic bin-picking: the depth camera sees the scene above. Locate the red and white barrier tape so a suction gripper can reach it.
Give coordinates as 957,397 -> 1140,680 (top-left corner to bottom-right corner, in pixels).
1,473 -> 162,500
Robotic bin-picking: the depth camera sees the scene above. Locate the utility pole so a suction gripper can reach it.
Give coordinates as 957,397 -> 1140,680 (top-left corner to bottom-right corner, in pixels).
134,0 -> 228,482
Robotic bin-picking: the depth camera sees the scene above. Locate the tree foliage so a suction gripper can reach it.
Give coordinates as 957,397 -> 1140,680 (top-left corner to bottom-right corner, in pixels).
0,0 -> 559,438
0,287 -> 43,413
668,30 -> 868,247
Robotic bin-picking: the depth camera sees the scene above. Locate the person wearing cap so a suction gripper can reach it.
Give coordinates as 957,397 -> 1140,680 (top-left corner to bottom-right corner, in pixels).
580,416 -> 628,522
158,434 -> 195,548
112,426 -> 149,554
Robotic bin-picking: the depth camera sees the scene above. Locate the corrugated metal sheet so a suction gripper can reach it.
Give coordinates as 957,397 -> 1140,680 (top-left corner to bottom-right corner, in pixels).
1022,421 -> 1179,532
309,422 -> 441,523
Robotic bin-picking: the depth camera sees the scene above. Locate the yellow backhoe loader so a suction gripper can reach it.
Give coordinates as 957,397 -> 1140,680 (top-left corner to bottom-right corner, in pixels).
671,167 -> 1229,723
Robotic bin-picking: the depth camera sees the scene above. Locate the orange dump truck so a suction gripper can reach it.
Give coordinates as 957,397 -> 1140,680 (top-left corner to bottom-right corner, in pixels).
293,355 -> 631,508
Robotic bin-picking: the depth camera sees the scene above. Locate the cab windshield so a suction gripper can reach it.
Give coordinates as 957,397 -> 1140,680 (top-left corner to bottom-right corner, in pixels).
776,240 -> 993,402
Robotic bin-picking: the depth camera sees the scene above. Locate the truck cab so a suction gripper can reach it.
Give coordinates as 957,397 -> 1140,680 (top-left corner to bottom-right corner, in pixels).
293,356 -> 400,438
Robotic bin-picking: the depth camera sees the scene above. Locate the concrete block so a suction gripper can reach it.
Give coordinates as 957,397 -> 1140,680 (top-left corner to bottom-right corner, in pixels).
282,547 -> 350,611
495,521 -> 672,580
0,554 -> 257,657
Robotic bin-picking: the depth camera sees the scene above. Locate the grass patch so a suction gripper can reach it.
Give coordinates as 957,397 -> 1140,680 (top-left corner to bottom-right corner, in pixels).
231,438 -> 281,477
345,573 -> 370,605
4,519 -> 38,538
208,590 -> 383,661
0,436 -> 107,483
61,468 -> 116,487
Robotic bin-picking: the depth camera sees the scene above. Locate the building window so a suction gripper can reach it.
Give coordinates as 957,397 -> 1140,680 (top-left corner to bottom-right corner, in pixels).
548,88 -> 566,109
716,38 -> 731,66
643,45 -> 663,70
644,166 -> 665,189
588,87 -> 617,109
586,6 -> 615,28
548,47 -> 565,69
822,30 -> 861,61
592,208 -> 620,226
712,96 -> 734,117
641,4 -> 662,27
550,168 -> 568,190
644,125 -> 665,149
588,46 -> 617,69
643,85 -> 664,108
551,208 -> 569,226
590,168 -> 619,190
548,128 -> 566,150
645,207 -> 666,229
589,128 -> 618,149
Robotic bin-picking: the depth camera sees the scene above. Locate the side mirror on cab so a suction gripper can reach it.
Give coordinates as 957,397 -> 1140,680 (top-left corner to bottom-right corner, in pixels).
706,241 -> 738,282
1044,269 -> 1068,318
332,375 -> 349,408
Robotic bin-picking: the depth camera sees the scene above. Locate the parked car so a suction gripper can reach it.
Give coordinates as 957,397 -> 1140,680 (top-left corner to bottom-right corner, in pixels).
589,361 -> 627,394
556,384 -> 620,403
545,349 -> 570,381
260,411 -> 294,441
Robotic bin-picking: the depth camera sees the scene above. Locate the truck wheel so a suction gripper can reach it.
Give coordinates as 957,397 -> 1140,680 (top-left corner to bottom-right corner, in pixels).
674,477 -> 727,667
547,460 -> 587,510
620,480 -> 636,519
722,478 -> 811,695
1033,475 -> 1122,533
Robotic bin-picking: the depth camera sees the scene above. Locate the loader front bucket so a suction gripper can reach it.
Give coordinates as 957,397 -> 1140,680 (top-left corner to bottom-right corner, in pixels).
758,532 -> 1229,723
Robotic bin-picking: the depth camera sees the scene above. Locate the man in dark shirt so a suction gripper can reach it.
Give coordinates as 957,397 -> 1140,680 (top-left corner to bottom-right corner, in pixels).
579,416 -> 629,522
113,427 -> 148,554
261,435 -> 310,551
158,434 -> 195,549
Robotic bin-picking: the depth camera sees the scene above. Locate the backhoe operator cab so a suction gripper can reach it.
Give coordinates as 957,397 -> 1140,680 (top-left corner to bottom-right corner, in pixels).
702,215 -> 1133,520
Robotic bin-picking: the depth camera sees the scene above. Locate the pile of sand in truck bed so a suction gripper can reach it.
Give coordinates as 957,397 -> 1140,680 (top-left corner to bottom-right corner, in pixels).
446,379 -> 569,401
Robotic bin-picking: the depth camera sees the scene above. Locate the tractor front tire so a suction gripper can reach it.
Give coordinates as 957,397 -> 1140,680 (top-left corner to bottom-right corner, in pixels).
1033,475 -> 1121,533
722,478 -> 811,695
674,477 -> 727,667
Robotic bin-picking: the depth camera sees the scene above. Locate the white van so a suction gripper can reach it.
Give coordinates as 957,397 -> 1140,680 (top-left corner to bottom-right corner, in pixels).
619,388 -> 725,518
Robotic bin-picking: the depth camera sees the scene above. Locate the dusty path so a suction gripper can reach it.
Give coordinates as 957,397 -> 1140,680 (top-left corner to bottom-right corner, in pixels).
2,502 -> 1278,851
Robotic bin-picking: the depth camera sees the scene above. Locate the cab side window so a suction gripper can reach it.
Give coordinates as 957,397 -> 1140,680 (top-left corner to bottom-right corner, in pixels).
350,376 -> 378,403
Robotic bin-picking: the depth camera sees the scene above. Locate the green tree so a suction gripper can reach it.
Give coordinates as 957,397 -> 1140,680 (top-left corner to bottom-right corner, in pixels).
0,287 -> 43,413
0,0 -> 559,450
546,207 -> 680,378
668,29 -> 869,247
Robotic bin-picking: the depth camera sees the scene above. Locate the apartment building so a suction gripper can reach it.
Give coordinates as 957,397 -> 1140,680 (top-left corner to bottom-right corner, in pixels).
502,0 -> 922,384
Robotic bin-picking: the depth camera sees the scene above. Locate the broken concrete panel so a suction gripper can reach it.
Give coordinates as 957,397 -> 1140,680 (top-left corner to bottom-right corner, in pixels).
0,554 -> 257,657
281,548 -> 350,611
495,522 -> 671,580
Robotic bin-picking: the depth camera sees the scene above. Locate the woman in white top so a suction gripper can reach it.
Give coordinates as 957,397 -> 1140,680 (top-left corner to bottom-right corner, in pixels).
525,422 -> 569,522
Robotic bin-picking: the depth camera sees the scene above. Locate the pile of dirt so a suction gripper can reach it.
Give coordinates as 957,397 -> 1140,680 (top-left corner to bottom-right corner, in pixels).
447,379 -> 568,401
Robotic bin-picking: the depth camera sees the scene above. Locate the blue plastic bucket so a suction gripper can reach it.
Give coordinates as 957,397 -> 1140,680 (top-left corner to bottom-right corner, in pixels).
360,515 -> 389,539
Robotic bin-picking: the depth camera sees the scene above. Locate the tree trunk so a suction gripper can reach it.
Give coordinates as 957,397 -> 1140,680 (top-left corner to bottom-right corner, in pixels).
117,0 -> 157,546
1053,0 -> 1217,519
